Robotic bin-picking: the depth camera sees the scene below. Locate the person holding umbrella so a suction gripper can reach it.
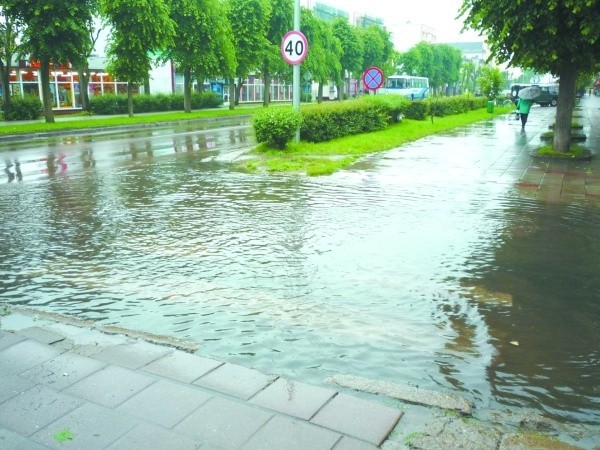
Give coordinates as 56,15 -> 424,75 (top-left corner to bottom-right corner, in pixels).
516,86 -> 541,131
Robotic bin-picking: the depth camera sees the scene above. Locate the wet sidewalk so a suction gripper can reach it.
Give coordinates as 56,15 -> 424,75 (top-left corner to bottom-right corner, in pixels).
1,99 -> 598,450
0,309 -> 402,449
513,94 -> 600,203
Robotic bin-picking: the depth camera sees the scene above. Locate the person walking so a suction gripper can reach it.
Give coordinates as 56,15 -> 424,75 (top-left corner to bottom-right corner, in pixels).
516,97 -> 534,131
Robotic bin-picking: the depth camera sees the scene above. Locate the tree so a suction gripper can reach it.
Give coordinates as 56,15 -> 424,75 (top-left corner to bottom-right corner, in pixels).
477,65 -> 503,99
260,0 -> 293,107
165,0 -> 234,113
76,15 -> 101,112
459,60 -> 478,94
398,42 -> 462,95
3,0 -> 96,123
460,0 -> 600,153
0,7 -> 20,116
331,18 -> 364,99
301,10 -> 341,102
398,42 -> 434,79
433,44 -> 462,96
226,0 -> 271,109
360,25 -> 394,74
102,0 -> 175,117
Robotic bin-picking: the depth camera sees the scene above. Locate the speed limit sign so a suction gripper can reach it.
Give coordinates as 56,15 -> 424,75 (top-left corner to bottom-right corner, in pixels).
281,30 -> 308,65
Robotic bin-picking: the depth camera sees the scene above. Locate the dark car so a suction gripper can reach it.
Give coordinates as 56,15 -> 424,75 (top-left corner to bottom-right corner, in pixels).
510,84 -> 558,107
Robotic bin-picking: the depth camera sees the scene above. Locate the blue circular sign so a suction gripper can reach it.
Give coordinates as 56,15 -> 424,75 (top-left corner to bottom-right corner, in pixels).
363,67 -> 384,91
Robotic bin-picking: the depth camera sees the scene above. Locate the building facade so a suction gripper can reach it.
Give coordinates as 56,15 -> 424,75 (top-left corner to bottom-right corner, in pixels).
1,56 -> 294,112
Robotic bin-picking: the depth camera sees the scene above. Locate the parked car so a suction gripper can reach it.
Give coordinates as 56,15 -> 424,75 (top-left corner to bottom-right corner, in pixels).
510,83 -> 559,107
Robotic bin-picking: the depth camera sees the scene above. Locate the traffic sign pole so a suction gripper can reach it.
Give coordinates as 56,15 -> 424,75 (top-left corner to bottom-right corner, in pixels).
293,0 -> 301,141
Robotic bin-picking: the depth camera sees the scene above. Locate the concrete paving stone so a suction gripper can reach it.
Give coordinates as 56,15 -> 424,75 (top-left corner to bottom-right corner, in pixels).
311,393 -> 403,446
0,339 -> 62,375
0,427 -> 49,450
141,349 -> 223,383
69,328 -> 130,347
31,401 -> 138,449
117,379 -> 212,428
41,321 -> 90,339
92,338 -> 173,369
585,184 -> 600,196
194,362 -> 277,400
19,351 -> 107,391
106,423 -> 201,450
249,378 -> 336,420
540,174 -> 565,186
0,385 -> 83,436
64,365 -> 155,408
242,414 -> 341,450
0,331 -> 26,351
18,326 -> 66,345
560,194 -> 587,203
0,313 -> 41,331
0,374 -> 36,404
333,436 -> 380,450
175,396 -> 272,448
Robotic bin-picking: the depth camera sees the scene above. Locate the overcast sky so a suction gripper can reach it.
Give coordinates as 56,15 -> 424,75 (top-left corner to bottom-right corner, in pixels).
301,0 -> 482,44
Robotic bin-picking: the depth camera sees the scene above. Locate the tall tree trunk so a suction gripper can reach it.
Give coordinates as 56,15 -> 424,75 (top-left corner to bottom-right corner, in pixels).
0,61 -> 11,115
263,68 -> 271,107
228,78 -> 235,110
317,83 -> 323,103
183,66 -> 192,113
78,68 -> 90,111
40,59 -> 55,123
144,75 -> 151,95
336,81 -> 343,101
235,80 -> 243,106
553,67 -> 577,153
127,82 -> 134,117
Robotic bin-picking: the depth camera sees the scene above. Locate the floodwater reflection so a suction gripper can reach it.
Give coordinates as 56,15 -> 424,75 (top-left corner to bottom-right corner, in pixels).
0,119 -> 598,441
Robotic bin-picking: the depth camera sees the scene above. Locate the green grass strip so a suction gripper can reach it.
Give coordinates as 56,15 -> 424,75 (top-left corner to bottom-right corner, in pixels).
0,106 -> 260,136
247,106 -> 513,176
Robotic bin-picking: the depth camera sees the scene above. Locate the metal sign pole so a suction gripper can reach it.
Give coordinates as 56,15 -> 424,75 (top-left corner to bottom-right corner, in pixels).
293,0 -> 301,142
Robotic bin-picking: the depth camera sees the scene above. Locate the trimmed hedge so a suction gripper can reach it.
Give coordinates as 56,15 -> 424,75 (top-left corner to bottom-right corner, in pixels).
3,96 -> 42,121
90,91 -> 223,115
253,107 -> 302,149
300,99 -> 389,142
253,94 -> 491,149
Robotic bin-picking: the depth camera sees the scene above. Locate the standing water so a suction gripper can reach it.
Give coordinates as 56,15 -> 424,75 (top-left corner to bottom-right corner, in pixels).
0,111 -> 598,443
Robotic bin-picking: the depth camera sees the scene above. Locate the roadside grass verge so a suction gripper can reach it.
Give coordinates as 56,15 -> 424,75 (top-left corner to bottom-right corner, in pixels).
0,106 -> 260,137
247,106 -> 513,176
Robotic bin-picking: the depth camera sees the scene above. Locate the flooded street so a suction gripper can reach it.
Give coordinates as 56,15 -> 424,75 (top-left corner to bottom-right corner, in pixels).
1,108 -> 598,441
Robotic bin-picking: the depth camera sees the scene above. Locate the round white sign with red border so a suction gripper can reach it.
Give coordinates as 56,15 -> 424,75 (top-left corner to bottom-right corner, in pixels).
281,30 -> 308,65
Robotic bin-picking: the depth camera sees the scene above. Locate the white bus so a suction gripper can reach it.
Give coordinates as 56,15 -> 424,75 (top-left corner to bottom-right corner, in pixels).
378,75 -> 429,100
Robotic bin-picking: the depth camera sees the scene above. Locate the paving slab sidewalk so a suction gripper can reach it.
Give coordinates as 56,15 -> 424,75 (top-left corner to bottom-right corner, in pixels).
0,310 -> 402,449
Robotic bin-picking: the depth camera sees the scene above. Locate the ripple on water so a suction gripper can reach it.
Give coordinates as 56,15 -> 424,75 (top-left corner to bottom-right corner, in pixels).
1,126 -> 599,429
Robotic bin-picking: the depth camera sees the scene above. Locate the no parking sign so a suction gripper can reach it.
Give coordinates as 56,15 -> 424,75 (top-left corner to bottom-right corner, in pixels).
363,67 -> 384,91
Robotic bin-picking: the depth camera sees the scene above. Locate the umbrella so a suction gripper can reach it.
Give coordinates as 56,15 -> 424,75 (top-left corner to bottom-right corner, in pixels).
518,86 -> 542,100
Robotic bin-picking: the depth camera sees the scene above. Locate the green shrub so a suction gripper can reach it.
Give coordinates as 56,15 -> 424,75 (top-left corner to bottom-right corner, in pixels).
403,100 -> 429,120
253,107 -> 302,149
191,91 -> 223,109
90,94 -> 128,115
3,95 -> 42,121
300,98 -> 388,142
363,95 -> 409,123
90,91 -> 223,115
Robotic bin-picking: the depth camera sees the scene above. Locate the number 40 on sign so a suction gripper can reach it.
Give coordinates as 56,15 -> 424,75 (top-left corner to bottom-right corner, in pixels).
281,30 -> 308,65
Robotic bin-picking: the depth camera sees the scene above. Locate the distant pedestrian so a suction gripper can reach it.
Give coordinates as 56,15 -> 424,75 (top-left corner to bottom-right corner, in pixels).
516,97 -> 534,131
